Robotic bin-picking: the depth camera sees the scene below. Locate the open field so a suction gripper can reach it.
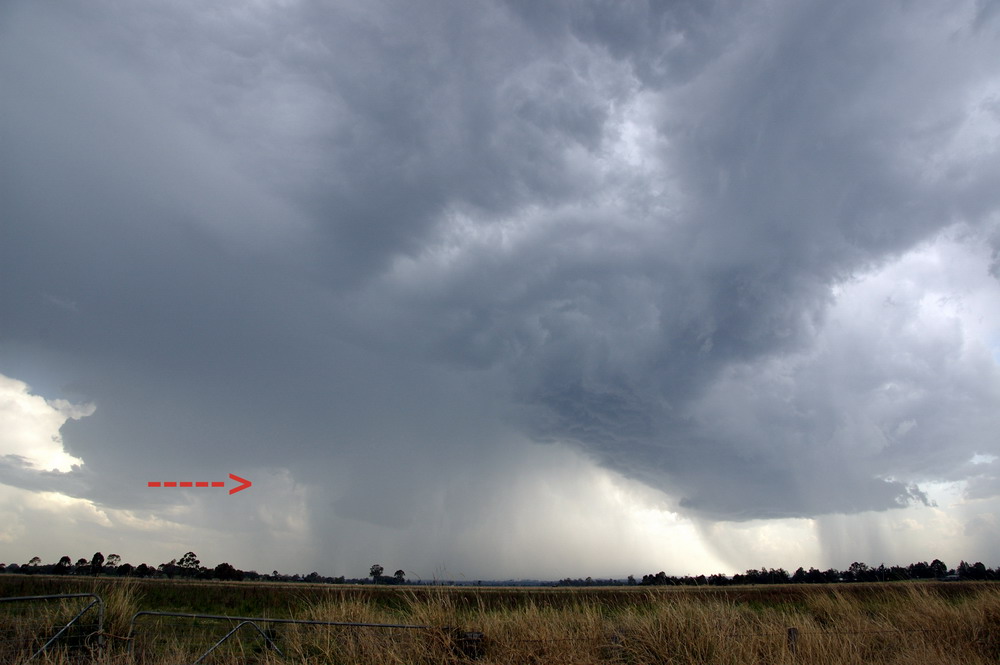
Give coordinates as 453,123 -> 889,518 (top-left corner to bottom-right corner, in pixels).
2,575 -> 999,664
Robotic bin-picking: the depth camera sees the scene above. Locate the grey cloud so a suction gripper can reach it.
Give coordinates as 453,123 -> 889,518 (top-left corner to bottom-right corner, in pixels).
989,220 -> 1000,279
0,456 -> 91,498
498,1 -> 1000,518
2,0 -> 1000,573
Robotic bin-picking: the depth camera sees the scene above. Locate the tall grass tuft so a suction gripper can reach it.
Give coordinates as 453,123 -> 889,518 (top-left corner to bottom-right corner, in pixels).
4,578 -> 1000,663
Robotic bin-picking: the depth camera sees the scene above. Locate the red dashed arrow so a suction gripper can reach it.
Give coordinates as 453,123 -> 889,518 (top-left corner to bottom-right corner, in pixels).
147,473 -> 252,495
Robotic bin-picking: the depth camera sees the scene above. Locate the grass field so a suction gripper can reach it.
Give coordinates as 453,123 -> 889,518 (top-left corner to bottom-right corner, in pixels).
2,575 -> 999,664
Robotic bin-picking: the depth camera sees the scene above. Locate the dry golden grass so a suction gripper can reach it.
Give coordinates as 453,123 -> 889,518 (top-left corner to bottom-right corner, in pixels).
2,579 -> 999,664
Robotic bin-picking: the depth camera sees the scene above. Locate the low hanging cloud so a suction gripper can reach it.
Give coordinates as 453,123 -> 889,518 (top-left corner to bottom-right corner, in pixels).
1,0 -> 1000,574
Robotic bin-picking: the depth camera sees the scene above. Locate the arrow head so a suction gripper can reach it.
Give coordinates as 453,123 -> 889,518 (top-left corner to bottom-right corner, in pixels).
229,473 -> 252,495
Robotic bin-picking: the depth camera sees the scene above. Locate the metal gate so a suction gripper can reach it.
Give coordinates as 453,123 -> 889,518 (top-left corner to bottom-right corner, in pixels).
0,593 -> 105,663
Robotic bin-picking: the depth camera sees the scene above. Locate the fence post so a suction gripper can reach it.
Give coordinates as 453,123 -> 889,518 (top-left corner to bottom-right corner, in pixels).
787,626 -> 798,655
455,630 -> 485,660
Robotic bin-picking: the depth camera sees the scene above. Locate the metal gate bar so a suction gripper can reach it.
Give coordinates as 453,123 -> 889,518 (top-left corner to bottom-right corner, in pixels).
0,593 -> 105,662
192,620 -> 283,664
128,609 -> 430,659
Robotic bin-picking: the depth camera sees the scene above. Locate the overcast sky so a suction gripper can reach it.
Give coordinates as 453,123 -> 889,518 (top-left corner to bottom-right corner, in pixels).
2,0 -> 1000,580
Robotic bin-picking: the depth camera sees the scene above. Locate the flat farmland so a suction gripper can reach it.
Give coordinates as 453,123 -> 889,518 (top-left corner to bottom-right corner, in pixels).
2,575 -> 999,664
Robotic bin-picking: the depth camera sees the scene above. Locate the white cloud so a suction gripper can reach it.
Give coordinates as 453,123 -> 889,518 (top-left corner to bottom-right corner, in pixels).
0,374 -> 91,472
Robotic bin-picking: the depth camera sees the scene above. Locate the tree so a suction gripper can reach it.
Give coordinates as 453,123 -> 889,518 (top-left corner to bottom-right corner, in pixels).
106,554 -> 121,569
28,556 -> 41,567
177,552 -> 201,570
159,560 -> 179,579
176,552 -> 202,578
91,552 -> 104,576
708,574 -> 729,586
370,564 -> 384,584
887,565 -> 910,581
804,567 -> 825,584
56,556 -> 72,575
930,559 -> 948,578
393,569 -> 406,584
213,562 -> 243,581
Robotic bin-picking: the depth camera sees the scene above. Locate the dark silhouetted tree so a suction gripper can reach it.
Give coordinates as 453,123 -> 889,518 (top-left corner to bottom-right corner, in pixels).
91,552 -> 104,576
847,562 -> 869,582
159,559 -> 179,579
178,552 -> 200,576
213,562 -> 244,581
370,564 -> 384,584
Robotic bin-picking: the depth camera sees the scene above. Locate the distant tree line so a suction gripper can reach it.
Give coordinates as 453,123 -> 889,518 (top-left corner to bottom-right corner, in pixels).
367,564 -> 408,585
0,552 -> 344,584
0,553 -> 410,585
555,576 -> 633,587
4,554 -> 998,586
637,559 -> 1000,586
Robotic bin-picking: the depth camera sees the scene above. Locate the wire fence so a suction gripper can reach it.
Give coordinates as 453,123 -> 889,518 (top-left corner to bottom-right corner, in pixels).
1,592 -> 995,663
0,595 -> 480,664
127,610 -> 441,664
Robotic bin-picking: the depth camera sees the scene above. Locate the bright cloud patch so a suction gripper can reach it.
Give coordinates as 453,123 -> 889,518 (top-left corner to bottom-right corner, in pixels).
0,374 -> 92,472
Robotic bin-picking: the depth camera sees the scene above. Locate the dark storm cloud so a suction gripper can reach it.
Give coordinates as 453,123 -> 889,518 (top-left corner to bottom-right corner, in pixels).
334,0 -> 1000,519
2,0 -> 999,555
